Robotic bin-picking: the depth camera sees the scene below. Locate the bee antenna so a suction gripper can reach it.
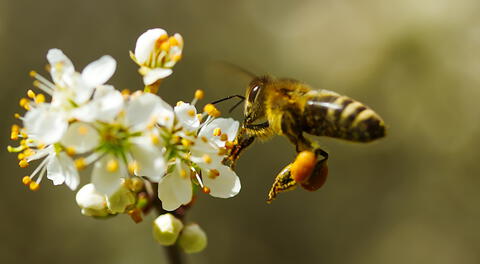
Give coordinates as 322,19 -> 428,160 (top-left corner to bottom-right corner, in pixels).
211,95 -> 245,113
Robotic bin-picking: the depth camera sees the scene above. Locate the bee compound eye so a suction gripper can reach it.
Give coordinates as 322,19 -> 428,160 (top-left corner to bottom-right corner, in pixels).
248,85 -> 261,103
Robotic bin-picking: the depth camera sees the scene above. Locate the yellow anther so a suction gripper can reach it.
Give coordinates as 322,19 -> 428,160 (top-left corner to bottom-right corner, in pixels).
213,128 -> 222,137
225,141 -> 235,149
121,89 -> 131,96
220,134 -> 228,141
17,153 -> 25,160
151,134 -> 160,145
176,101 -> 184,106
157,34 -> 169,44
203,104 -> 221,117
22,176 -> 32,185
11,124 -> 20,132
19,159 -> 29,168
160,41 -> 170,51
75,158 -> 86,170
33,80 -> 41,87
19,98 -> 29,108
29,181 -> 40,191
208,169 -> 220,179
20,139 -> 27,147
37,143 -> 45,149
23,148 -> 35,157
181,138 -> 192,147
27,90 -> 36,98
65,147 -> 76,156
194,89 -> 204,100
106,159 -> 119,172
11,131 -> 19,140
171,135 -> 181,144
14,113 -> 21,119
201,136 -> 208,143
202,186 -> 211,194
29,70 -> 37,78
180,169 -> 188,179
45,64 -> 51,73
128,161 -> 139,175
168,36 -> 179,46
54,62 -> 63,71
172,54 -> 182,62
202,154 -> 212,164
217,148 -> 227,156
196,114 -> 203,122
187,109 -> 196,117
35,94 -> 45,104
20,131 -> 28,138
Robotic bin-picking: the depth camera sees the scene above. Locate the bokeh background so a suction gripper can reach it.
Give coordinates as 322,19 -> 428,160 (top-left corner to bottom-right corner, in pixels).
2,0 -> 480,263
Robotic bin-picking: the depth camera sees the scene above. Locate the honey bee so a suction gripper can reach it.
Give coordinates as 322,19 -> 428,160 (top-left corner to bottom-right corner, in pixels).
217,75 -> 386,202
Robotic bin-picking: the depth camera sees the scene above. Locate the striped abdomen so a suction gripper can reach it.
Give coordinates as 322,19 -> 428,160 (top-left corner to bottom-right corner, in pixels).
302,90 -> 386,142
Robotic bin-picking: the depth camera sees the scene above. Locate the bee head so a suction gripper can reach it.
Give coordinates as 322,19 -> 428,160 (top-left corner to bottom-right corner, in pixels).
244,76 -> 271,124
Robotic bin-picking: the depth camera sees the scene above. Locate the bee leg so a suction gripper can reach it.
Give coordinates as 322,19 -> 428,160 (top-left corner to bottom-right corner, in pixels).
222,126 -> 256,169
267,164 -> 297,203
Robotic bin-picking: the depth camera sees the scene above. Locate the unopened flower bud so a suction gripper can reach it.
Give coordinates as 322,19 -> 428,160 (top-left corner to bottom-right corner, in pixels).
106,185 -> 136,214
152,213 -> 184,246
76,184 -> 109,217
178,223 -> 207,254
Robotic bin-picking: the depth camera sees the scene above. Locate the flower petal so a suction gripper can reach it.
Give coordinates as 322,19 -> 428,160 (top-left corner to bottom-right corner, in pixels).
47,48 -> 74,85
202,165 -> 241,198
158,163 -> 193,211
125,93 -> 170,130
24,106 -> 68,144
174,103 -> 200,131
198,118 -> 239,148
61,122 -> 100,154
91,156 -> 124,196
130,139 -> 166,182
82,55 -> 116,87
134,28 -> 168,64
47,152 -> 80,190
143,68 -> 173,85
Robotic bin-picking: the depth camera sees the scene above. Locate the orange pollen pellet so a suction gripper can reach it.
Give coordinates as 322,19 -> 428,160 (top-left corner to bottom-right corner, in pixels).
202,186 -> 211,194
203,154 -> 212,164
220,134 -> 228,141
29,182 -> 40,191
22,176 -> 32,185
19,159 -> 29,168
194,89 -> 204,100
213,128 -> 222,137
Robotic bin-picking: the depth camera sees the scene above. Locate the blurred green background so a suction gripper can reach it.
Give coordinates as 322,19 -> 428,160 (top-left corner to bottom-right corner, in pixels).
2,0 -> 480,263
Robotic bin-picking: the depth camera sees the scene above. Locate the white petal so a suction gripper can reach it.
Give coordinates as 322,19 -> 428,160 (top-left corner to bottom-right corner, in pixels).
203,165 -> 241,198
47,152 -> 80,190
91,156 -> 124,196
134,28 -> 167,64
130,140 -> 166,182
24,106 -> 68,144
72,85 -> 123,123
125,93 -> 168,130
61,122 -> 100,154
158,164 -> 193,211
82,55 -> 116,87
198,118 -> 239,148
47,48 -> 75,84
174,103 -> 200,131
76,183 -> 107,210
63,72 -> 94,104
143,68 -> 172,85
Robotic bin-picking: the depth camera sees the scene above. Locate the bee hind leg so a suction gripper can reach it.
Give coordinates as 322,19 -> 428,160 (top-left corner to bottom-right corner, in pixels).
267,163 -> 297,203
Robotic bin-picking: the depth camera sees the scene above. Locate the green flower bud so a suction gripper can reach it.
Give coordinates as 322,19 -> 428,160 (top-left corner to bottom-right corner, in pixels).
178,223 -> 207,253
152,213 -> 184,245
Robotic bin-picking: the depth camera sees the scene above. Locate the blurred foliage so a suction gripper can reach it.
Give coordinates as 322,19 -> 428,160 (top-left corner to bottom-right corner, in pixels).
1,0 -> 480,263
